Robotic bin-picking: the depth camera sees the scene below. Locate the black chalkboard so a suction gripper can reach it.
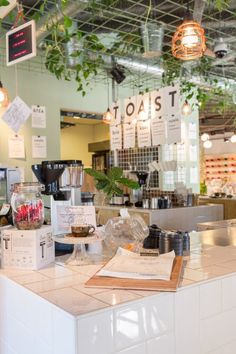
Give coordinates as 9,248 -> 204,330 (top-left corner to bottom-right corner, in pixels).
6,20 -> 36,66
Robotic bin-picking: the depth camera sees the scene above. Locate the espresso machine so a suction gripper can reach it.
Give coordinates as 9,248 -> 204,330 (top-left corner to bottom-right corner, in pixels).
32,160 -> 83,235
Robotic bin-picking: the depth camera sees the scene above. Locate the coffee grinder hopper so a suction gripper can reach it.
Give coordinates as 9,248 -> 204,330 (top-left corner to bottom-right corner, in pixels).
32,162 -> 65,196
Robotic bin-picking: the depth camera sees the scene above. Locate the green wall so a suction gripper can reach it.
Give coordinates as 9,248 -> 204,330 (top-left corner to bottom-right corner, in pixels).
0,64 -> 132,181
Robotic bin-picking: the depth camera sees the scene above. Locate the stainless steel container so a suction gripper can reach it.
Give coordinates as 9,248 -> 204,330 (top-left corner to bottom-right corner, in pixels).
142,199 -> 149,209
59,160 -> 83,188
151,197 -> 158,209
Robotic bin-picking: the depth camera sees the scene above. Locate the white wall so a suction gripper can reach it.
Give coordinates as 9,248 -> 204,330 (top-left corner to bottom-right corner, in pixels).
203,137 -> 236,155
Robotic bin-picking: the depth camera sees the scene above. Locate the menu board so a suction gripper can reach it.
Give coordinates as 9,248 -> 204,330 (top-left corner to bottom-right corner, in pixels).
166,113 -> 182,144
123,123 -> 136,149
6,20 -> 36,66
137,120 -> 151,147
151,116 -> 166,146
110,125 -> 122,150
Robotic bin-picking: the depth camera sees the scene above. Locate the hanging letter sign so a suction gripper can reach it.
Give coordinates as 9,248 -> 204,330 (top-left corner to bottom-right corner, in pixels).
124,96 -> 137,123
110,100 -> 121,125
6,20 -> 36,66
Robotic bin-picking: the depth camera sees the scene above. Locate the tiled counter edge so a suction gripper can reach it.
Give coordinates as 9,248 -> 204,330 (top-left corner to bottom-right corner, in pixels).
76,273 -> 236,354
2,272 -> 236,354
0,275 -> 77,354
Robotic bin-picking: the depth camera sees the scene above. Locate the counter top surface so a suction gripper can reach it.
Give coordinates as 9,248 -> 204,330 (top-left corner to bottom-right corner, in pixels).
2,227 -> 236,318
95,203 -> 221,212
199,196 -> 236,200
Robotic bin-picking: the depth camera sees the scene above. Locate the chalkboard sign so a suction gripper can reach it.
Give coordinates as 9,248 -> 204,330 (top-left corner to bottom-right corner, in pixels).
6,20 -> 36,66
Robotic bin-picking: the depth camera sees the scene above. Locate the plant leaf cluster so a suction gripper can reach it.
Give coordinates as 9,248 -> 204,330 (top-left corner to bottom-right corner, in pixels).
84,167 -> 140,198
0,0 -> 233,100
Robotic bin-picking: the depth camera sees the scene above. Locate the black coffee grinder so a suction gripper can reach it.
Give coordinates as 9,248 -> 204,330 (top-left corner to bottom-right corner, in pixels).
32,160 -> 83,235
129,171 -> 148,207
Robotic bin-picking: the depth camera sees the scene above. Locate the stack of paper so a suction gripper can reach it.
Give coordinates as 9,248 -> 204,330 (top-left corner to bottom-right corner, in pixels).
97,248 -> 175,280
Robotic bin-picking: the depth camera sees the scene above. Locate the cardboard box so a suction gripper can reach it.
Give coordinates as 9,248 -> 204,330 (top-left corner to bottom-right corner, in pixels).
1,225 -> 55,270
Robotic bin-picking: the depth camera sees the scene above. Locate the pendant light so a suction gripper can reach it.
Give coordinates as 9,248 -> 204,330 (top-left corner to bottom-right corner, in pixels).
203,140 -> 212,149
201,133 -> 210,142
103,78 -> 113,125
0,81 -> 9,108
172,1 -> 206,61
181,100 -> 192,115
230,133 -> 236,143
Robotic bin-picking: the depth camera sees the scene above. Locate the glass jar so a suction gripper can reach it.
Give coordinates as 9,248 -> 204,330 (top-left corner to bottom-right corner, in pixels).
11,182 -> 44,230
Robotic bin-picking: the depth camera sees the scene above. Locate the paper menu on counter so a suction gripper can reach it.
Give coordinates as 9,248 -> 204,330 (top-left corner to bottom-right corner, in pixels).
97,248 -> 175,280
56,205 -> 96,234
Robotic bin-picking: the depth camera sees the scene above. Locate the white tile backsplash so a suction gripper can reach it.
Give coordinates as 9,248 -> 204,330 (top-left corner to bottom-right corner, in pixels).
52,308 -> 76,354
222,339 -> 236,354
175,286 -> 200,354
116,343 -> 147,354
200,280 -> 221,319
200,308 -> 236,353
143,293 -> 174,339
114,302 -> 146,351
77,311 -> 114,354
222,274 -> 236,311
0,338 -> 17,354
146,333 -> 175,354
200,313 -> 224,353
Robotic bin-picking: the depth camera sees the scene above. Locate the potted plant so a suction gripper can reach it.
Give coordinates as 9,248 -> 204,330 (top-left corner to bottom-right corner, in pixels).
84,166 -> 140,204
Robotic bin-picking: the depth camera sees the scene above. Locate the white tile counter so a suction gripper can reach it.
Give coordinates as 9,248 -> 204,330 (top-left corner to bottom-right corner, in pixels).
2,228 -> 236,353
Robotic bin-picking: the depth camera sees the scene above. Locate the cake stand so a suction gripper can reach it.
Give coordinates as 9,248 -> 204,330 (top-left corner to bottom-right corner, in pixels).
53,233 -> 104,266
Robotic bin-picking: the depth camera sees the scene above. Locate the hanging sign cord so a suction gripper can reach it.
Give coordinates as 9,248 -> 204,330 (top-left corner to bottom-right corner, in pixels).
15,64 -> 18,97
12,2 -> 25,29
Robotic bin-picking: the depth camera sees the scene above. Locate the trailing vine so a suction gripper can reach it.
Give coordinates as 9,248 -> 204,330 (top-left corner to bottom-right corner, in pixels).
0,0 -> 234,105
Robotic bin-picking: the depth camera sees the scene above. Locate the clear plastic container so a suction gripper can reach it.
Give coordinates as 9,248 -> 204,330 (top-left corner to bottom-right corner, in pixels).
11,182 -> 44,230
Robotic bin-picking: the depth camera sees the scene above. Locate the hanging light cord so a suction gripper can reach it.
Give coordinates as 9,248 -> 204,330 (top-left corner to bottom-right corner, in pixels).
107,76 -> 110,108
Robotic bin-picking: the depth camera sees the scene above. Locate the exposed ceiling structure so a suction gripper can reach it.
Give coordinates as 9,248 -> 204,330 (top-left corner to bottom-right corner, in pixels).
2,0 -> 236,135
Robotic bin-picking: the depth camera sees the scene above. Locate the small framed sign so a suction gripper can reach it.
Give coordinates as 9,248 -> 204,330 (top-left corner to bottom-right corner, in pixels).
6,20 -> 36,66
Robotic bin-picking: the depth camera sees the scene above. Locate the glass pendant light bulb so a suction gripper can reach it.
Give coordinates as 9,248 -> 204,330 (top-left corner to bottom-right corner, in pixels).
0,81 -> 9,108
230,134 -> 236,143
0,90 -> 5,102
182,100 -> 192,115
103,108 -> 113,124
201,133 -> 210,142
203,140 -> 212,149
182,25 -> 199,48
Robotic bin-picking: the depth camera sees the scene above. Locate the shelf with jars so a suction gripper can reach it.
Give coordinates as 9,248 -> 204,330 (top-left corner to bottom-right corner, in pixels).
205,154 -> 236,182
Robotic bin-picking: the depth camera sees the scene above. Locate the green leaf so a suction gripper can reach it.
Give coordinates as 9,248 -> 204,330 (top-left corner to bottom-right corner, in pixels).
84,168 -> 108,181
63,15 -> 73,29
0,0 -> 10,6
96,180 -> 109,190
39,2 -> 45,13
117,178 -> 140,189
107,167 -> 123,180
